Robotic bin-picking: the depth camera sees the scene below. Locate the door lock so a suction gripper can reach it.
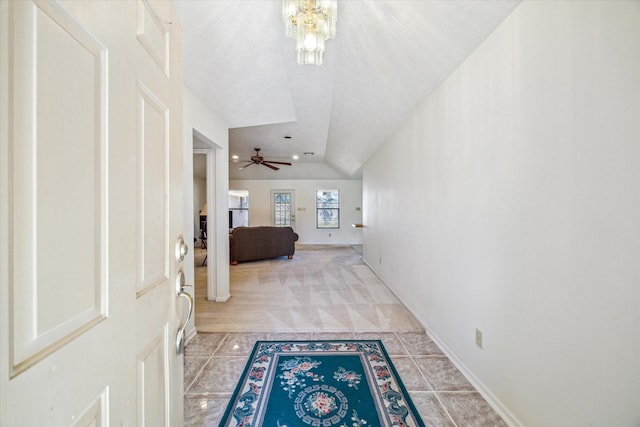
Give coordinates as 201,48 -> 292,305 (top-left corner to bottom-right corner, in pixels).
175,237 -> 188,263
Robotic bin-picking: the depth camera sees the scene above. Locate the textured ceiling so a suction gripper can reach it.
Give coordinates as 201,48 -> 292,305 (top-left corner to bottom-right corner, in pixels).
173,0 -> 521,180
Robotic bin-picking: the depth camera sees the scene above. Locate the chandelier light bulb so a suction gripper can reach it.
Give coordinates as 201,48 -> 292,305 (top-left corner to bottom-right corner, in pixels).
304,31 -> 318,51
283,0 -> 337,66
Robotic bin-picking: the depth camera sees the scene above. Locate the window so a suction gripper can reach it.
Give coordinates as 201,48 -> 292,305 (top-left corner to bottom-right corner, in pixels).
316,189 -> 339,229
229,190 -> 249,228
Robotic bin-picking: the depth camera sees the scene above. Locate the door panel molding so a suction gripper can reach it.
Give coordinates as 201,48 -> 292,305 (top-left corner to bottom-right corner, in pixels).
136,0 -> 170,77
8,0 -> 108,377
136,325 -> 169,427
136,81 -> 170,298
72,387 -> 109,427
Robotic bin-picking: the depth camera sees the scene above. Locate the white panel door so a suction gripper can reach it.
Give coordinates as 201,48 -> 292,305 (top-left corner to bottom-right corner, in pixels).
0,0 -> 186,425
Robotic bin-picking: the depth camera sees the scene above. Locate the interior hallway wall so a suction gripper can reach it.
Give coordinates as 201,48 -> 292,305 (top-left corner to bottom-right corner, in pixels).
362,1 -> 640,425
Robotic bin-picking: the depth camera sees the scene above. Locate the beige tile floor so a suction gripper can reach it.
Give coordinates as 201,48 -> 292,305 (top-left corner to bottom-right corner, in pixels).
185,245 -> 507,426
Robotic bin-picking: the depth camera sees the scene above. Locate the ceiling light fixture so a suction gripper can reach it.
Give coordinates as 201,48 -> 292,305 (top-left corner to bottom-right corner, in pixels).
283,0 -> 337,66
292,155 -> 299,160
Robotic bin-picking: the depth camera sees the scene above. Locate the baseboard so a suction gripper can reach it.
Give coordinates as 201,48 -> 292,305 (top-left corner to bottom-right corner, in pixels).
361,257 -> 523,427
425,328 -> 524,427
215,293 -> 231,302
362,258 -> 428,332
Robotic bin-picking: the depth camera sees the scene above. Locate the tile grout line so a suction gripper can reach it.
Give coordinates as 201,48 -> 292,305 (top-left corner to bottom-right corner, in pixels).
431,390 -> 459,427
184,332 -> 229,393
399,331 -> 459,427
184,355 -> 208,393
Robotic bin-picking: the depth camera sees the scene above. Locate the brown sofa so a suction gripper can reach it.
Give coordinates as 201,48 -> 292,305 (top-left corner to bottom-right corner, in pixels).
229,226 -> 299,265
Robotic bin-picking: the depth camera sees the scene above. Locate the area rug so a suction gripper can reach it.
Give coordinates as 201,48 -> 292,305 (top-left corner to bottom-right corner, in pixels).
220,340 -> 425,427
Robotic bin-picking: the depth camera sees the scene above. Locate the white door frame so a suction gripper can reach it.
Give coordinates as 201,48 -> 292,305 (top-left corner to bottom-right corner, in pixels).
193,147 -> 218,302
191,133 -> 230,303
181,96 -> 231,338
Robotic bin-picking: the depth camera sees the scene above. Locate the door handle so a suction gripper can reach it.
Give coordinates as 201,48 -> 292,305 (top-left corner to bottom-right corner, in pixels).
176,290 -> 193,355
175,270 -> 194,355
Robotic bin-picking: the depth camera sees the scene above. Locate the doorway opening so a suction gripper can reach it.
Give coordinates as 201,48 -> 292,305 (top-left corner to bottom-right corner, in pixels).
193,151 -> 207,262
228,190 -> 249,229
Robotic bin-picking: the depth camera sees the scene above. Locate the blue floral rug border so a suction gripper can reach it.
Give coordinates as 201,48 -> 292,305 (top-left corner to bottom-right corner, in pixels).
220,340 -> 426,427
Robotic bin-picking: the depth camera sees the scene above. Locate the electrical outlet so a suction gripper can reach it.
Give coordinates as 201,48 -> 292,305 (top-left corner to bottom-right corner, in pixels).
475,329 -> 483,349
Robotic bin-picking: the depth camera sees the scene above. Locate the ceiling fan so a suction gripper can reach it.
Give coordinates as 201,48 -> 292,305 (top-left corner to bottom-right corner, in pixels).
238,148 -> 292,171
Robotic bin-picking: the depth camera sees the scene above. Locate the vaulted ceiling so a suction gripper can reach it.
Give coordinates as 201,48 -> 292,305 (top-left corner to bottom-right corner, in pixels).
172,0 -> 520,180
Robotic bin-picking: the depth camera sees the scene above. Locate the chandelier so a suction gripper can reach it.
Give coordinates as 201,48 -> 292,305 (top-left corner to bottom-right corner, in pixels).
283,0 -> 337,66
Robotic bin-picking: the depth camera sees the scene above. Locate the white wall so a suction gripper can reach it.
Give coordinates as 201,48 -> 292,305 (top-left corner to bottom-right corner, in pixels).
230,179 -> 363,245
363,1 -> 640,426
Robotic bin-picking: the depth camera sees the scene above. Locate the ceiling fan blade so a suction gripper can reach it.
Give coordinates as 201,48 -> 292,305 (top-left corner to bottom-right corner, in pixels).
239,162 -> 255,170
262,162 -> 279,170
263,161 -> 292,166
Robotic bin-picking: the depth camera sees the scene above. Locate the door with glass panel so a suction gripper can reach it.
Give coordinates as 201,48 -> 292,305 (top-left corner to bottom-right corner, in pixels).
271,190 -> 296,228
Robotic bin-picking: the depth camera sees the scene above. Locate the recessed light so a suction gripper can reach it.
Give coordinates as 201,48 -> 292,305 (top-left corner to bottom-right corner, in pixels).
292,155 -> 299,160
303,152 -> 314,156
231,155 -> 239,160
